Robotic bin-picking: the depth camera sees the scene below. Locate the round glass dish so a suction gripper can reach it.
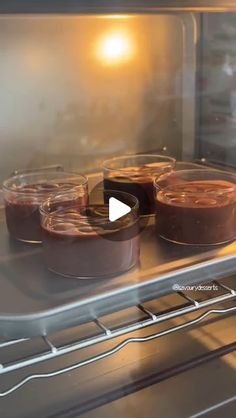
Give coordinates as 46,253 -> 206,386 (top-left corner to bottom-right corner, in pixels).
40,189 -> 140,279
3,171 -> 88,243
154,169 -> 236,245
103,154 -> 175,216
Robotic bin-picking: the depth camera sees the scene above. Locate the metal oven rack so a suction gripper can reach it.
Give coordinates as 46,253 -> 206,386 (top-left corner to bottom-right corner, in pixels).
0,278 -> 235,398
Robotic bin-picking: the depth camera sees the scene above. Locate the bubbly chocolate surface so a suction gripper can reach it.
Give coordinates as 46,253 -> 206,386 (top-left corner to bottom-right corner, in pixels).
42,205 -> 140,278
156,180 -> 236,245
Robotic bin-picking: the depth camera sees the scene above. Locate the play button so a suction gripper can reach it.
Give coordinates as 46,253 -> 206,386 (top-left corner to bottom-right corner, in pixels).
87,180 -> 149,241
109,197 -> 131,222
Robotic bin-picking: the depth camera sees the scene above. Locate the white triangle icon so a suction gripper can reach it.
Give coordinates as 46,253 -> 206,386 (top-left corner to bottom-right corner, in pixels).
109,197 -> 131,222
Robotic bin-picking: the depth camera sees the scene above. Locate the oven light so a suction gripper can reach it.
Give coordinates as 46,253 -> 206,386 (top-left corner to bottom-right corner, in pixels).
96,31 -> 135,65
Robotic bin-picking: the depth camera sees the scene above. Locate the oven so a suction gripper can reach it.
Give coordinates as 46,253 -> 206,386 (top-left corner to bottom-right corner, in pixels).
0,2 -> 235,417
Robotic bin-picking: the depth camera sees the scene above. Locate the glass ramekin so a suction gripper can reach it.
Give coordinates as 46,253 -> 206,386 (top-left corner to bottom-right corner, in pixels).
40,189 -> 140,279
103,154 -> 175,216
3,171 -> 88,243
154,169 -> 236,245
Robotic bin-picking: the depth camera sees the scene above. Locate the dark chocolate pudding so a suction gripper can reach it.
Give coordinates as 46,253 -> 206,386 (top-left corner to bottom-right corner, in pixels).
4,182 -> 87,243
156,180 -> 236,245
41,205 -> 140,278
104,163 -> 172,215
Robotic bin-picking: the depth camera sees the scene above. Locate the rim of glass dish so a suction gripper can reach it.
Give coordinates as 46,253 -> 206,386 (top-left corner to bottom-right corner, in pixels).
2,171 -> 88,196
102,154 -> 176,172
40,189 -> 139,222
154,169 -> 236,195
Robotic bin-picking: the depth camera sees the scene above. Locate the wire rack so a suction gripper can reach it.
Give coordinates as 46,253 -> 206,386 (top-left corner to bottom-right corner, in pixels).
0,278 -> 235,397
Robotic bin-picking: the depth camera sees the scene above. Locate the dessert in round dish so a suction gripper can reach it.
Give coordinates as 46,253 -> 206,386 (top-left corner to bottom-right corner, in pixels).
3,171 -> 88,243
40,190 -> 140,278
154,170 -> 236,245
103,154 -> 175,215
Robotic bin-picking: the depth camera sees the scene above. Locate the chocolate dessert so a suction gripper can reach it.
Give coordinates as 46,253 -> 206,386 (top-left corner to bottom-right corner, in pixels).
4,182 -> 88,243
155,180 -> 236,245
104,162 -> 173,215
41,205 -> 140,278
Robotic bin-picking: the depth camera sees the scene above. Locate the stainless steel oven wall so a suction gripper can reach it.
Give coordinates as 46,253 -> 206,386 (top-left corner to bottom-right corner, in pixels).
0,14 -> 196,182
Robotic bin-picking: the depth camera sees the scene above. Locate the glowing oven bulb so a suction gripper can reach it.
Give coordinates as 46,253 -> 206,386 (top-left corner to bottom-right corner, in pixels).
96,31 -> 135,65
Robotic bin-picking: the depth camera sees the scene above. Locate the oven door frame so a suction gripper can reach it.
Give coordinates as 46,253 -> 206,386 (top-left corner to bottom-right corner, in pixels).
0,0 -> 236,14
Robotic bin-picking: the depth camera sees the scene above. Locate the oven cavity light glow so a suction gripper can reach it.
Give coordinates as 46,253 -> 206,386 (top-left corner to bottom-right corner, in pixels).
96,31 -> 135,65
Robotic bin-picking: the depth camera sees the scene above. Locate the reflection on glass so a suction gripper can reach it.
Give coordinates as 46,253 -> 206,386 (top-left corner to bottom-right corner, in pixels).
199,14 -> 236,167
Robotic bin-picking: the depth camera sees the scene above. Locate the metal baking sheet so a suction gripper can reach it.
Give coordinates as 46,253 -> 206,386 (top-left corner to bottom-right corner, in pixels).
0,201 -> 236,339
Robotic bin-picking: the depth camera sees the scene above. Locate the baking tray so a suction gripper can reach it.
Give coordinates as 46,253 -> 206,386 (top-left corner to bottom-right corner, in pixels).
0,199 -> 236,339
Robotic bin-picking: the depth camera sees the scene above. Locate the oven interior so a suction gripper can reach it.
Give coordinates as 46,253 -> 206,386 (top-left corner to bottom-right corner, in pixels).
0,9 -> 235,418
